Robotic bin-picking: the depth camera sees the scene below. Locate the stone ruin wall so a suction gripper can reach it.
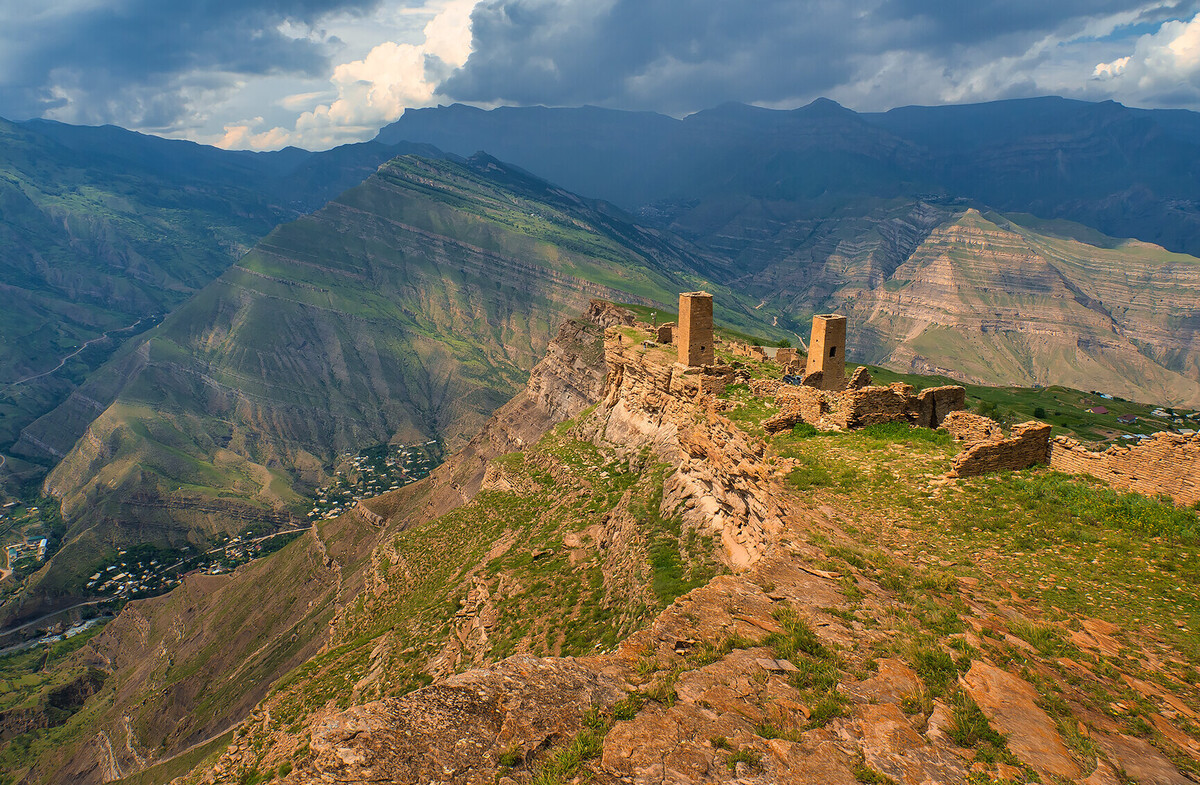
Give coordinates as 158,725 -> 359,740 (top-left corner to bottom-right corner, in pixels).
949,422 -> 1052,478
1049,433 -> 1200,506
941,411 -> 1005,443
761,382 -> 966,435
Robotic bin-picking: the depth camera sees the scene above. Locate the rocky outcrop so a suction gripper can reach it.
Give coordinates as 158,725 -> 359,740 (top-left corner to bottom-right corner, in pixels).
1050,432 -> 1200,506
301,656 -> 625,785
587,298 -> 637,328
960,661 -> 1082,781
591,328 -> 782,569
0,668 -> 106,742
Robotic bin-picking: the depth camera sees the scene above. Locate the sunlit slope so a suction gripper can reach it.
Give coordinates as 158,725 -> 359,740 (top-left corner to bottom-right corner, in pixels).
842,209 -> 1200,405
18,153 -> 767,619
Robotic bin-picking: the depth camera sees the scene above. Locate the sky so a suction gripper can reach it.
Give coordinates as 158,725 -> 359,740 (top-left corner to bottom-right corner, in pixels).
1,0 -> 1199,151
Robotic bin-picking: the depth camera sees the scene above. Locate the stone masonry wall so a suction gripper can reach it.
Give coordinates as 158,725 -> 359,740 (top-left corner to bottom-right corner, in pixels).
941,411 -> 1005,443
950,422 -> 1052,477
917,386 -> 967,429
1049,433 -> 1200,506
763,382 -> 966,435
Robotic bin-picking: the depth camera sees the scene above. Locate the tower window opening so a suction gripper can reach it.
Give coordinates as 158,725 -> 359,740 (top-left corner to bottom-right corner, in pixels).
829,345 -> 838,358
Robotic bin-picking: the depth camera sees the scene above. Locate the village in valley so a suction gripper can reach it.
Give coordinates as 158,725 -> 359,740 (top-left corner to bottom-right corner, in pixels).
307,441 -> 442,521
0,441 -> 442,613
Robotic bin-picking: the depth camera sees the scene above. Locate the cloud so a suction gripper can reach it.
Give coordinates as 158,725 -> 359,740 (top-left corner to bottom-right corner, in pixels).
220,0 -> 476,149
0,0 -> 388,129
1092,12 -> 1200,103
6,0 -> 1200,150
439,0 -> 1199,113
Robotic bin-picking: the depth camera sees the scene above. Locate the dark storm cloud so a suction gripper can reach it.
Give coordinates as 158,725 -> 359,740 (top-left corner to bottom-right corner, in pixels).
441,0 -> 1199,112
0,0 -> 384,123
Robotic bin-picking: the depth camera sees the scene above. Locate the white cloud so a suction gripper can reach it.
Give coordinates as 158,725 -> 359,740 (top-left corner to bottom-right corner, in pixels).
1093,55 -> 1131,77
1092,13 -> 1200,97
218,0 -> 479,150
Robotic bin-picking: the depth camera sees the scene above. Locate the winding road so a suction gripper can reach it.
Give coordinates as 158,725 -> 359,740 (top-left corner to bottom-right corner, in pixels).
5,316 -> 153,388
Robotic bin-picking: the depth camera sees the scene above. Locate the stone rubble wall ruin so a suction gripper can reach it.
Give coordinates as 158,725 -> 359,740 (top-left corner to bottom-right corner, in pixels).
761,382 -> 966,435
1049,432 -> 1200,506
949,422 -> 1052,477
941,411 -> 1005,443
846,366 -> 872,390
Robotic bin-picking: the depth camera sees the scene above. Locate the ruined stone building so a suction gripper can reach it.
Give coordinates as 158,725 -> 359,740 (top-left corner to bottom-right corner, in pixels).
676,292 -> 714,367
805,314 -> 847,390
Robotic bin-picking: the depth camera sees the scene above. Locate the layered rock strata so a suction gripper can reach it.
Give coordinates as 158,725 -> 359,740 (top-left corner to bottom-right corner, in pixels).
592,328 -> 781,569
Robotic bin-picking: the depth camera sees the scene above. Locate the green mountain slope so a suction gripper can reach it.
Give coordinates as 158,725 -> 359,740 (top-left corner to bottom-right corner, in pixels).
6,153 -> 771,624
0,119 -> 421,493
0,119 -> 286,480
7,308 -> 1200,784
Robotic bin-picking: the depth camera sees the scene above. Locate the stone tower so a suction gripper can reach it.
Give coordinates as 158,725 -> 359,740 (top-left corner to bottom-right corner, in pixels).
676,292 -> 714,366
806,314 -> 847,390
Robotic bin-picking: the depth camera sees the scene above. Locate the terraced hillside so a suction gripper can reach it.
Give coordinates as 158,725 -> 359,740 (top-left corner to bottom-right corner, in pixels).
3,154 -> 772,625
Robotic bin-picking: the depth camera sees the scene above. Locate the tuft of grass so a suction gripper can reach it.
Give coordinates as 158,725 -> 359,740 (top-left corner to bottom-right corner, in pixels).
725,748 -> 764,772
947,692 -> 1006,749
910,646 -> 965,698
854,759 -> 899,785
767,605 -> 830,662
687,633 -> 758,666
1007,619 -> 1071,657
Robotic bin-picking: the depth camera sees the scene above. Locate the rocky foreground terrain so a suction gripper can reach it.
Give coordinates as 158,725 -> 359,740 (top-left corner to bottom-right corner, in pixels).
5,301 -> 1200,784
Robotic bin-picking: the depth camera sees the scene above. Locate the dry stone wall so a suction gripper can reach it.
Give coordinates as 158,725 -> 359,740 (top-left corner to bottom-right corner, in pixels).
917,386 -> 966,428
1049,433 -> 1200,506
763,382 -> 966,435
950,422 -> 1051,477
942,411 -> 1005,443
